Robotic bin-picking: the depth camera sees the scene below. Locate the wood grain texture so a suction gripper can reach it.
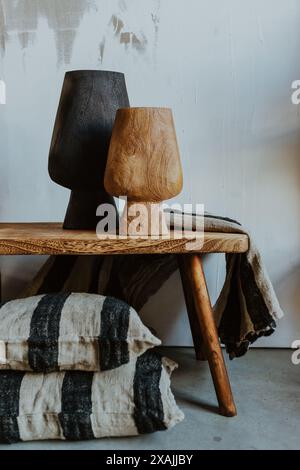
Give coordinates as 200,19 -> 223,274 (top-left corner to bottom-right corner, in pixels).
49,70 -> 129,190
177,255 -> 206,361
104,107 -> 183,201
186,254 -> 237,417
0,224 -> 249,255
120,201 -> 169,236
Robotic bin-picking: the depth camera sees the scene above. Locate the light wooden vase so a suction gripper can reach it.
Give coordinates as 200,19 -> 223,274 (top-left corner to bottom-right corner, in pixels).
104,107 -> 183,236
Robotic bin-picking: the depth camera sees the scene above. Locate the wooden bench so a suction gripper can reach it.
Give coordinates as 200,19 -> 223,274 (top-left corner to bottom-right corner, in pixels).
0,223 -> 249,417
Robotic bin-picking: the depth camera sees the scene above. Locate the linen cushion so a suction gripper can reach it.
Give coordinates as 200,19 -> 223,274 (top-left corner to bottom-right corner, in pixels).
0,293 -> 160,372
0,350 -> 184,443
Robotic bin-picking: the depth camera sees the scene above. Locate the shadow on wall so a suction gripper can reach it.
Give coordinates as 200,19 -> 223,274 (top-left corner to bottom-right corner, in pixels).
0,163 -> 8,219
0,0 -> 92,63
140,269 -> 188,345
275,265 -> 300,339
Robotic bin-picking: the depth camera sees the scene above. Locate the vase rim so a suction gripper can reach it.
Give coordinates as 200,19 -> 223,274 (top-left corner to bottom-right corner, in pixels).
117,107 -> 172,111
65,70 -> 125,76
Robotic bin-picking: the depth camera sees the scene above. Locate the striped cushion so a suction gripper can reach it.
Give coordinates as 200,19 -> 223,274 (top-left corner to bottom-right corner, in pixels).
0,351 -> 184,443
0,293 -> 160,372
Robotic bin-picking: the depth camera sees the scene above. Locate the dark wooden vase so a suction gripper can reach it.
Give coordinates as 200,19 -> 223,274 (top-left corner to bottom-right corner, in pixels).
48,70 -> 130,229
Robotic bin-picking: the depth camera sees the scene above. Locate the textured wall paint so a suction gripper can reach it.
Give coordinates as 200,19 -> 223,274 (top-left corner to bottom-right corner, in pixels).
0,0 -> 93,64
0,0 -> 159,64
0,0 -> 300,347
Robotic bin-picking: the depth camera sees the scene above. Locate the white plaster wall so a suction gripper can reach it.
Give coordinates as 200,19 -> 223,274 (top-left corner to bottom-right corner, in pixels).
0,0 -> 300,347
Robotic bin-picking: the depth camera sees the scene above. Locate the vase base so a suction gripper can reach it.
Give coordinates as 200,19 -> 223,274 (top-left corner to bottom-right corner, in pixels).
120,201 -> 169,236
63,190 -> 116,230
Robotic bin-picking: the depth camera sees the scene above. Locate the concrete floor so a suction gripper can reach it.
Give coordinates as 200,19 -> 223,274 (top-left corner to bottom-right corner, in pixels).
2,348 -> 299,450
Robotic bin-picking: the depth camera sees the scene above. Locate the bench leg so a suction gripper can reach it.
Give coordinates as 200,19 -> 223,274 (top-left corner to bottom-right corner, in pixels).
177,255 -> 206,360
184,253 -> 237,417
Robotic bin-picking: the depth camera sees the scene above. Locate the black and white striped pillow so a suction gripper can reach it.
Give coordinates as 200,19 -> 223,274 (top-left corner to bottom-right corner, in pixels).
0,350 -> 184,443
0,293 -> 160,372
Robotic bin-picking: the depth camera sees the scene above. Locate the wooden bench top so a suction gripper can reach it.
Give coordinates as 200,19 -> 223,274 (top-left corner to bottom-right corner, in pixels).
0,223 -> 249,256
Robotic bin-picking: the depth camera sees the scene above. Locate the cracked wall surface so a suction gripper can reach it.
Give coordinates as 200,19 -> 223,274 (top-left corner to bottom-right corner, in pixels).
0,0 -> 93,63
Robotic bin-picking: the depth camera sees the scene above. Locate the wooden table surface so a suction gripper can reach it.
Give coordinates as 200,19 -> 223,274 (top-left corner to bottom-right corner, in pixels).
0,223 -> 249,255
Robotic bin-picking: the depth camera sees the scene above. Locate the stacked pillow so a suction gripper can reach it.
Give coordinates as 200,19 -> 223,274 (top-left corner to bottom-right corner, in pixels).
0,293 -> 184,443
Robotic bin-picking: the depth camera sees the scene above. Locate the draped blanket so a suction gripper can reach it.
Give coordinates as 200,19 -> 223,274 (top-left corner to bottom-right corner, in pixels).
20,211 -> 283,359
200,212 -> 283,357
